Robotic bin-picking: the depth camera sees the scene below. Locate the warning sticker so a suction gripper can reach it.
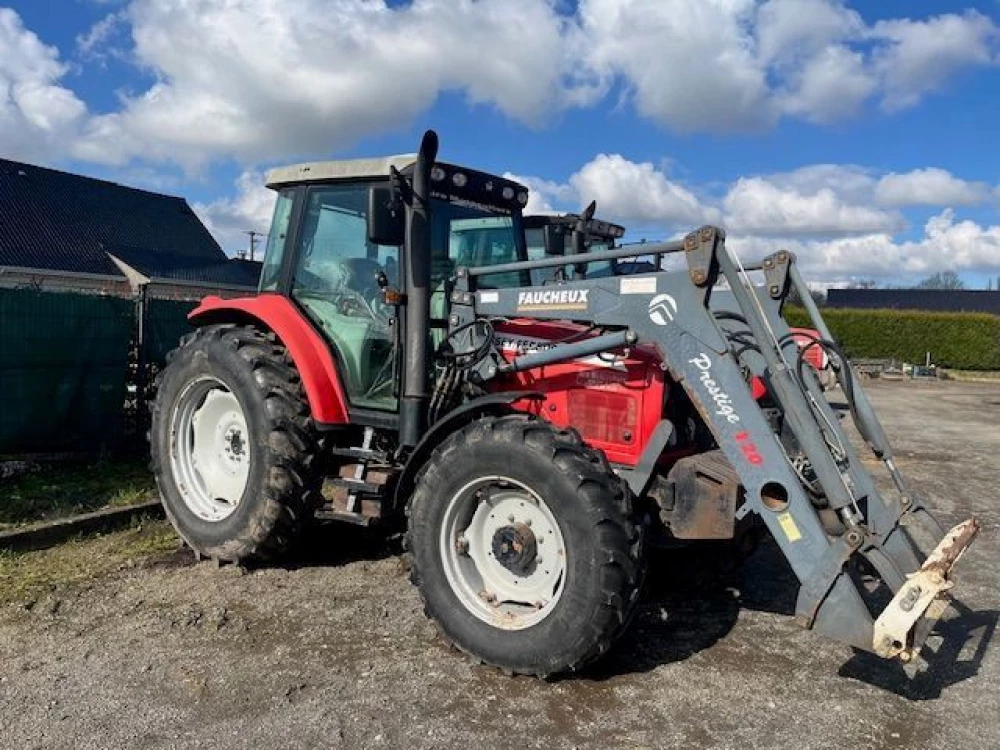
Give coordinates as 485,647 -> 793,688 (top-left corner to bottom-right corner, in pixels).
777,512 -> 802,542
620,277 -> 657,295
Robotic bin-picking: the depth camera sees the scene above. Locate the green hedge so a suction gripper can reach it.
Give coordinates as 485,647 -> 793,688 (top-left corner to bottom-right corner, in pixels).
784,306 -> 1000,371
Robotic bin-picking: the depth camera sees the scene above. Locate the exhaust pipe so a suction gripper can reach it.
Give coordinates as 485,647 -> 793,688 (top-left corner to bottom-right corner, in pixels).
399,130 -> 438,448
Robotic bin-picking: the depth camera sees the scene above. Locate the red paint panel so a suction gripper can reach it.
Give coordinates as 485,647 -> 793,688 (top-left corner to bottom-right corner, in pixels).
789,327 -> 828,371
491,319 -> 663,466
189,294 -> 349,424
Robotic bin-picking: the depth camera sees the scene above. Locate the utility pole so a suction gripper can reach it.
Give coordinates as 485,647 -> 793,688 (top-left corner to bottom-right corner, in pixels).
243,230 -> 263,261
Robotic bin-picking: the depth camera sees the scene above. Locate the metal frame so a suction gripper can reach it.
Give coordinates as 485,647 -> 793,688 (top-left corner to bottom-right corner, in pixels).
444,225 -> 978,660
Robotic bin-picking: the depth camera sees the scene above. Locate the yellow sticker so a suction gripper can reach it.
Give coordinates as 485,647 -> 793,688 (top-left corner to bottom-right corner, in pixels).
778,512 -> 802,542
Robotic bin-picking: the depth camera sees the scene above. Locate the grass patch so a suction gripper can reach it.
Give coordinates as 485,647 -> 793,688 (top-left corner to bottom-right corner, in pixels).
0,518 -> 179,605
0,458 -> 157,530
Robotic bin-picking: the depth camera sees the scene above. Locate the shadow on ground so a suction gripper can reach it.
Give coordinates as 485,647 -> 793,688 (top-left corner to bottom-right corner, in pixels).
147,520 -> 994,699
838,601 -> 998,701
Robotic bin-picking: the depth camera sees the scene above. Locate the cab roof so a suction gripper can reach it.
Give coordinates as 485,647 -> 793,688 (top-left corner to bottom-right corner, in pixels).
265,154 -> 417,189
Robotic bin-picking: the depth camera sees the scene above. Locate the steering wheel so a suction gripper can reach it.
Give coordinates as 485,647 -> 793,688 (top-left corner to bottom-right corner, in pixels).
333,259 -> 393,324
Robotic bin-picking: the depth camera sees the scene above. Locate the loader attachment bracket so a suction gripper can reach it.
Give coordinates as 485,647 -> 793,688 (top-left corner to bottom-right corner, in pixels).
873,517 -> 980,660
795,529 -> 862,629
761,251 -> 793,300
683,226 -> 722,288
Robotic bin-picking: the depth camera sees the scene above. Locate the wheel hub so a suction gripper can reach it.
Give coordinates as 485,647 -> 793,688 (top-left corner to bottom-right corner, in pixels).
439,477 -> 567,630
491,523 -> 537,574
223,426 -> 246,461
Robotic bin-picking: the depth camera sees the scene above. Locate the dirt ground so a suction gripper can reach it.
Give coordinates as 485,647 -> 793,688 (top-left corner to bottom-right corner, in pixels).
1,380 -> 997,749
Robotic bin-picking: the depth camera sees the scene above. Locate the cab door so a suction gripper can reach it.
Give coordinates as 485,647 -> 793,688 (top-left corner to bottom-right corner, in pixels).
289,183 -> 399,411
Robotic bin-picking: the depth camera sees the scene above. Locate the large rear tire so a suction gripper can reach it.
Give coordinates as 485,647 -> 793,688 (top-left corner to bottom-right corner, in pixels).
406,414 -> 645,677
150,324 -> 319,562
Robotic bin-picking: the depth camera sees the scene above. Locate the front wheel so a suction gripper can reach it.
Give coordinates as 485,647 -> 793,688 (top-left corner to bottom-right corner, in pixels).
406,415 -> 645,677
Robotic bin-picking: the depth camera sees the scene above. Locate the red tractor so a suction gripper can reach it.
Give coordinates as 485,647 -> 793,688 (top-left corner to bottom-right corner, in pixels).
152,131 -> 976,677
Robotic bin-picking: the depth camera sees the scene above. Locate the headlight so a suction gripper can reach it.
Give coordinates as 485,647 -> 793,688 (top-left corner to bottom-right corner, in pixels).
431,166 -> 446,182
502,186 -> 515,200
452,172 -> 468,188
517,191 -> 529,206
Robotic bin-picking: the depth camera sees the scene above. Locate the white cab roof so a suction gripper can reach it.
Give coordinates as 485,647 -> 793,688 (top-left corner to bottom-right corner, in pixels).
265,154 -> 417,189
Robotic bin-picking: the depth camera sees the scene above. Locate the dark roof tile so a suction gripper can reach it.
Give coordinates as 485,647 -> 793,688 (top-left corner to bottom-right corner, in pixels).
0,158 -> 224,279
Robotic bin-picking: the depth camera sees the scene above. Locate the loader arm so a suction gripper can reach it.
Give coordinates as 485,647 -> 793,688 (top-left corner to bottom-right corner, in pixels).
446,226 -> 978,661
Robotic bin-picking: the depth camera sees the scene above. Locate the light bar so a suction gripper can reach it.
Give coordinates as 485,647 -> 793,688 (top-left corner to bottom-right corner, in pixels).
404,161 -> 528,215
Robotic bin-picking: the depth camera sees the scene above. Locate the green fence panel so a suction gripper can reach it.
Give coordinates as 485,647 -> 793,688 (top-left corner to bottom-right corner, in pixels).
146,299 -> 198,368
0,289 -> 134,453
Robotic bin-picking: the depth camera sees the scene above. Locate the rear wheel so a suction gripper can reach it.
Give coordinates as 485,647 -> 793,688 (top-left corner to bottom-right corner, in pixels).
406,415 -> 645,677
151,324 -> 320,562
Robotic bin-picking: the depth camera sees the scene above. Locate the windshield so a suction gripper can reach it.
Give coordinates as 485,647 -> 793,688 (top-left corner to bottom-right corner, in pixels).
431,200 -> 528,288
524,227 -> 616,284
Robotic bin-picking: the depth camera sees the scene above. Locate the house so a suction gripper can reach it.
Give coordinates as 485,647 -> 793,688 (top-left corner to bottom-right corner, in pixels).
0,158 -> 260,299
0,159 -> 263,454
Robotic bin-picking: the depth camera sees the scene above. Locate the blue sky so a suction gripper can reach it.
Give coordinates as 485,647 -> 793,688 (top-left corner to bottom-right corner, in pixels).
1,0 -> 999,287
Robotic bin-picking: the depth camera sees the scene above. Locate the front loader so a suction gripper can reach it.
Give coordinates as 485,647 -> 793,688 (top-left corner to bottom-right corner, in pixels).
151,130 -> 978,677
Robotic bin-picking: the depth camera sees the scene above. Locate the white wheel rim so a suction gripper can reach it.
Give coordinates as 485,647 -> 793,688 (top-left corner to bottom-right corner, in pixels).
169,376 -> 251,522
440,476 -> 567,630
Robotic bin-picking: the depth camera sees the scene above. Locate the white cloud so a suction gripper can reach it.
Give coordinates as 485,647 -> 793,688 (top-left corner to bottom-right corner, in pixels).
723,176 -> 902,235
3,3 -> 997,170
504,156 -> 1000,284
570,154 -> 717,224
871,11 -> 998,111
719,164 -> 993,236
76,12 -> 124,59
0,9 -> 87,163
194,170 -> 276,256
73,0 -> 591,168
756,0 -> 862,64
778,44 -> 876,122
730,209 -> 1000,286
508,154 -> 717,226
579,0 -> 775,132
874,168 -> 989,207
577,1 -> 998,132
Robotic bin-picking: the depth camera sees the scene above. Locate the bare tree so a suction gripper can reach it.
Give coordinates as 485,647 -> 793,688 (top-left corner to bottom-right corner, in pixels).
916,271 -> 964,290
849,279 -> 879,289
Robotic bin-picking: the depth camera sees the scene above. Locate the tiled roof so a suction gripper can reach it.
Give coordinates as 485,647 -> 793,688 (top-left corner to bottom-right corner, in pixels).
0,158 -> 225,279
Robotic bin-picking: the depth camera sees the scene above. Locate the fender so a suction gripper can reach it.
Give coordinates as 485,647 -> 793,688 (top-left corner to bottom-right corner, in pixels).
189,293 -> 349,424
393,392 -> 544,510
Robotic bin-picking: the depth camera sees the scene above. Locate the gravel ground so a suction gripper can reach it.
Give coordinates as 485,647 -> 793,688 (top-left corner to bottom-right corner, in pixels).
0,380 -> 996,749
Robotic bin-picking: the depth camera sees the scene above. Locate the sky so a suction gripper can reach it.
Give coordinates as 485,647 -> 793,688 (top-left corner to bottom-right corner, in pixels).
1,0 -> 999,288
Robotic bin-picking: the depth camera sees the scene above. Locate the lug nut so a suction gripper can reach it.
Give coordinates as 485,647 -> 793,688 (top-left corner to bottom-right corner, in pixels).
455,537 -> 469,555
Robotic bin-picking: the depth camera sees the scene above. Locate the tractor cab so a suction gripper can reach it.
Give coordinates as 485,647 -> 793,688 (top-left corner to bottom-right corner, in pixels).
522,210 -> 677,284
522,208 -> 626,284
256,153 -> 530,412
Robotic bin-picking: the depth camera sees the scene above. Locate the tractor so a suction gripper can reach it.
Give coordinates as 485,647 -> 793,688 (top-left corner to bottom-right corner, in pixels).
151,131 -> 977,677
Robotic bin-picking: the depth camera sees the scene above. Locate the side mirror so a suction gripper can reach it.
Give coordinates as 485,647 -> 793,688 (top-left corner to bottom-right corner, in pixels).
542,224 -> 566,256
367,187 -> 404,246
